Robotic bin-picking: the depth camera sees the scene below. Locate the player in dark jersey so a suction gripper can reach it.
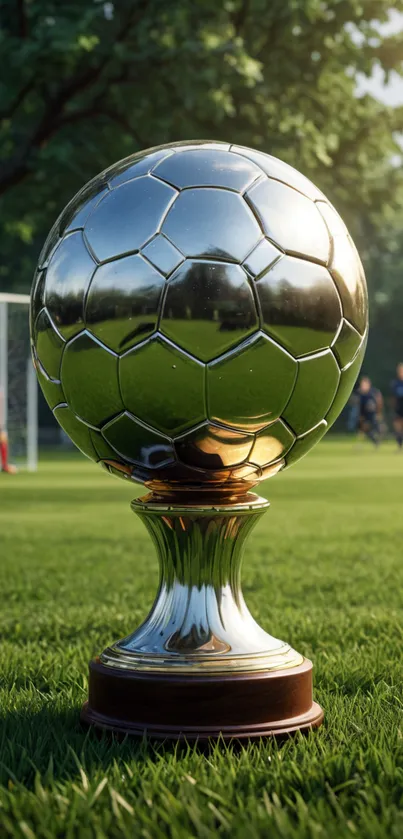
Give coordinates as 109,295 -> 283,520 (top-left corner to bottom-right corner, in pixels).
391,362 -> 403,449
347,385 -> 360,432
357,376 -> 383,446
0,387 -> 17,474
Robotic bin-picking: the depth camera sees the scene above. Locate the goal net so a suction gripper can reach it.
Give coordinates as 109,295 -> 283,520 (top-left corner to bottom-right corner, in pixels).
0,293 -> 38,471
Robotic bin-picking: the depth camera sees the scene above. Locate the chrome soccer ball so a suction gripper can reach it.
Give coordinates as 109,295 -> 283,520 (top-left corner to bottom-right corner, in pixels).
30,140 -> 368,492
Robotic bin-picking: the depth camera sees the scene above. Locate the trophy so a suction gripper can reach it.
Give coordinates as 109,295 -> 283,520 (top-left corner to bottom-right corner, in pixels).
30,141 -> 368,739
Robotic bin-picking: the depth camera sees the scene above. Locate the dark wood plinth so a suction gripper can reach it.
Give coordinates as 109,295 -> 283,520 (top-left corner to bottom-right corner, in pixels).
81,657 -> 323,741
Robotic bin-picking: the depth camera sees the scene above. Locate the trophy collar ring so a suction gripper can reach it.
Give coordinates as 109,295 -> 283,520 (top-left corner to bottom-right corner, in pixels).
30,141 -> 368,740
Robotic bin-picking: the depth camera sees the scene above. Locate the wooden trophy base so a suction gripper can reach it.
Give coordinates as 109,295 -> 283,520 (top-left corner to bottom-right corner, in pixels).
81,657 -> 323,741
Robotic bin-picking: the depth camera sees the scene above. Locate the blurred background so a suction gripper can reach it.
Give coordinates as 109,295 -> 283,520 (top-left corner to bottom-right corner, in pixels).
1,0 -> 403,452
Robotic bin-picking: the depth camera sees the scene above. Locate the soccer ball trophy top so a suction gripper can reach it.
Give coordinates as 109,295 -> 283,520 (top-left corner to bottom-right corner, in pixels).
31,141 -> 368,739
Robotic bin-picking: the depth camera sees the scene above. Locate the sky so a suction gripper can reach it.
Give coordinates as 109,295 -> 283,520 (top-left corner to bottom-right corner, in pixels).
356,9 -> 403,105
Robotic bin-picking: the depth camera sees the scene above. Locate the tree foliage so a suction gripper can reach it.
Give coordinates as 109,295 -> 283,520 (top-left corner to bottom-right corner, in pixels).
1,0 -> 403,388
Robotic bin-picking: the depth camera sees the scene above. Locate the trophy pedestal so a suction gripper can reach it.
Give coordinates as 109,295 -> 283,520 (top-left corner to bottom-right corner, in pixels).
82,493 -> 323,740
81,658 -> 322,740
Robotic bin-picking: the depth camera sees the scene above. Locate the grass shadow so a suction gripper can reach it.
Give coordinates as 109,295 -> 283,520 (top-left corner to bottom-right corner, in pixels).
0,703 -> 298,788
0,705 -> 253,787
0,705 -> 163,786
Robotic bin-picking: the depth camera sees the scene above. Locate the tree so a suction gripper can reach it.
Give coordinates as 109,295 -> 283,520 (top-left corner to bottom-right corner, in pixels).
1,0 -> 403,392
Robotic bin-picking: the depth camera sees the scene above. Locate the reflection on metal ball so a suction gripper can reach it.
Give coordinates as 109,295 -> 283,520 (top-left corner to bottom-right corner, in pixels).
31,140 -> 368,496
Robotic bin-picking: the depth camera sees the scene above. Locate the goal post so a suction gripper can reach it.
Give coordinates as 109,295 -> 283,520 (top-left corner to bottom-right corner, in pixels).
0,292 -> 38,471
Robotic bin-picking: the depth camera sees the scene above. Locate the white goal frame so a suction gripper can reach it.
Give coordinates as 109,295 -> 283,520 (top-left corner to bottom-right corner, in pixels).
0,292 -> 38,471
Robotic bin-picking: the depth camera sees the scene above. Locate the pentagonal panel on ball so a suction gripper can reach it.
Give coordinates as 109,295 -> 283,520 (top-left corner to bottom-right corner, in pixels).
316,201 -> 368,334
89,429 -> 119,462
282,349 -> 340,436
101,460 -> 138,482
326,338 -> 366,428
33,351 -> 64,410
256,255 -> 342,357
84,176 -> 178,262
315,201 -> 348,238
53,404 -> 98,461
285,420 -> 328,468
207,332 -> 297,431
59,184 -> 108,236
245,178 -> 330,265
161,260 -> 258,362
61,331 -> 123,427
161,188 -> 261,263
104,143 -> 228,190
332,318 -> 362,370
85,254 -> 165,353
34,309 -> 65,380
141,234 -> 184,276
38,373 -> 64,410
328,234 -> 367,335
45,231 -> 96,340
260,459 -> 285,480
108,148 -> 175,188
231,146 -> 325,201
102,412 -> 175,468
249,419 -> 294,467
175,422 -> 254,470
243,238 -> 282,278
153,148 -> 261,192
119,336 -> 206,436
230,462 -> 261,481
38,221 -> 60,270
30,270 -> 46,331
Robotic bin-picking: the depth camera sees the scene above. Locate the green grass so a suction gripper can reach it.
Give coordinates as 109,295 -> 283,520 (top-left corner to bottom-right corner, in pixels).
1,440 -> 403,838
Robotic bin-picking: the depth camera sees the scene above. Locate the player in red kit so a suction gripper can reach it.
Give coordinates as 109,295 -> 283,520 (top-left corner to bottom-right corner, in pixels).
0,387 -> 17,474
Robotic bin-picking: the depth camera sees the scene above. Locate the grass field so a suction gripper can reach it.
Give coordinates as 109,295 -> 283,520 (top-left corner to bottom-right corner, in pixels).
1,439 -> 403,838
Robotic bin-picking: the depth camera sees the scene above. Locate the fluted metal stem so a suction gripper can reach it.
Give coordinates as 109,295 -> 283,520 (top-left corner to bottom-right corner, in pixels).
101,494 -> 302,673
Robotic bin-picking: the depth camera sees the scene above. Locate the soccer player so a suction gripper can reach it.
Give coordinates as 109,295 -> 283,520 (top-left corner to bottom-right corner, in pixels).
391,362 -> 403,450
347,386 -> 360,433
0,387 -> 17,474
357,376 -> 383,446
